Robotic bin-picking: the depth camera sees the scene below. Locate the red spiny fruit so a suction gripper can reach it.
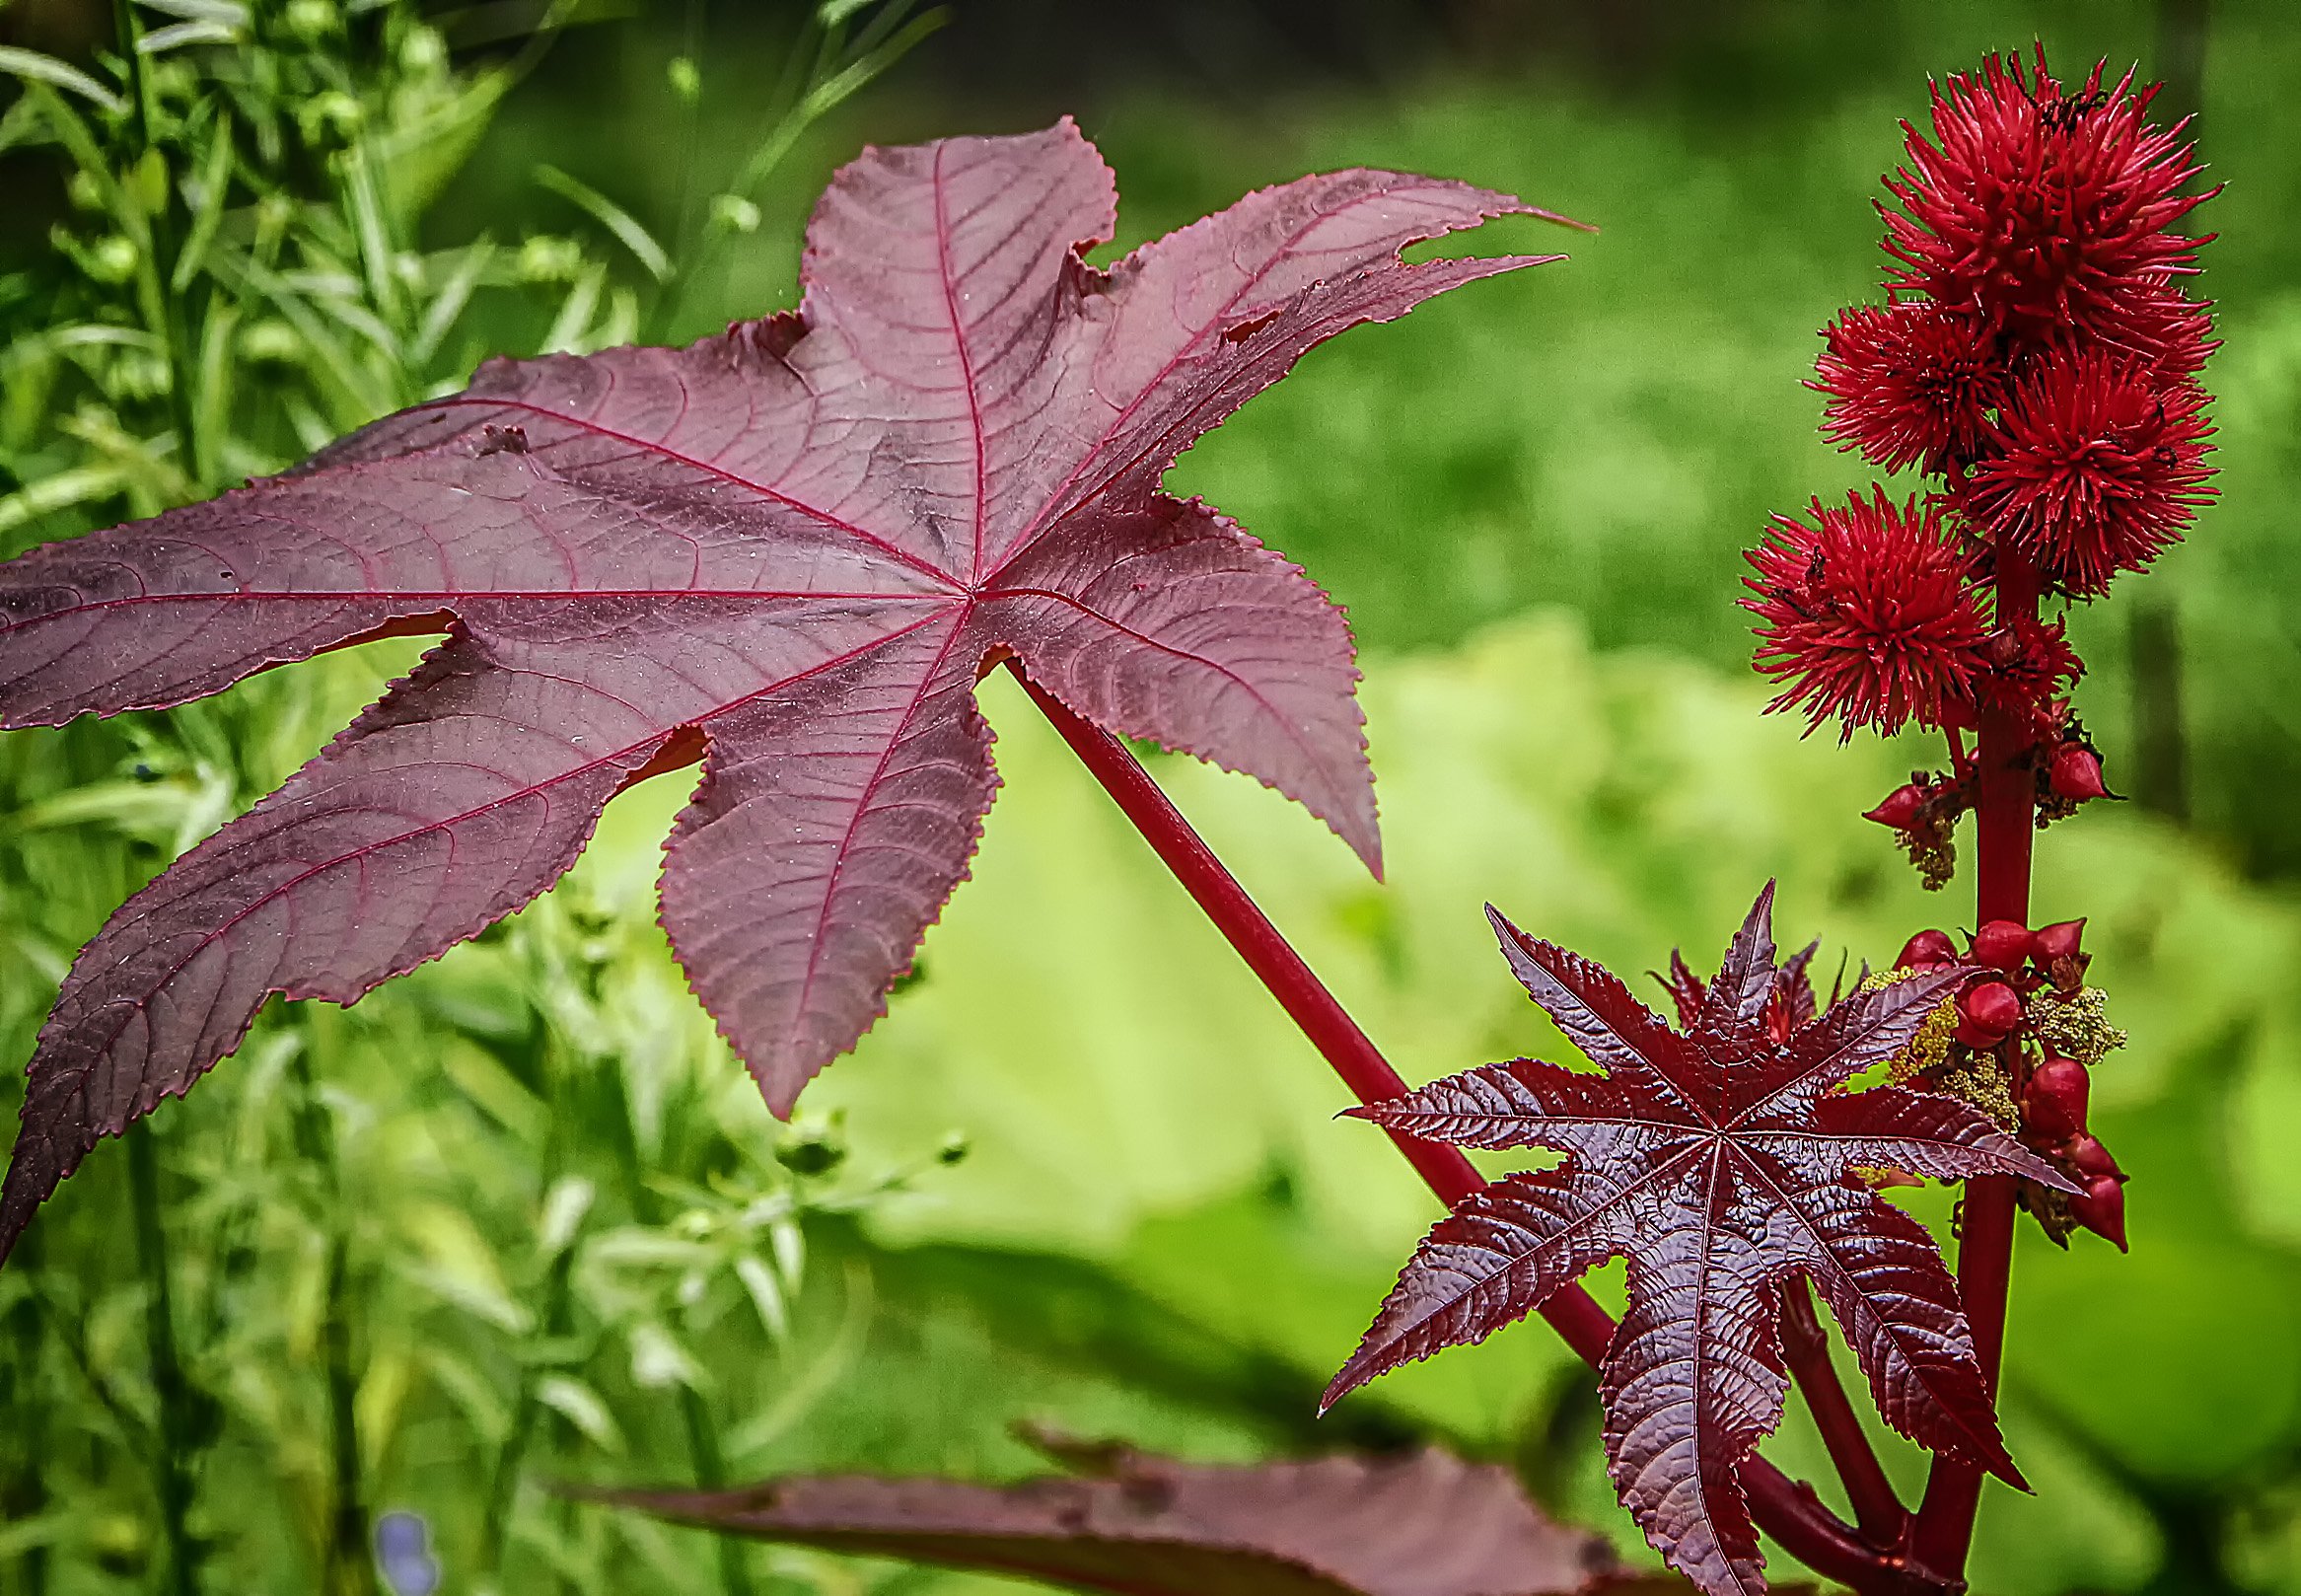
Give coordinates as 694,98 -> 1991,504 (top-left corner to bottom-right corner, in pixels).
1980,615 -> 2082,703
1744,489 -> 1990,739
1816,302 -> 2002,472
1880,47 -> 2212,360
1965,347 -> 2214,596
2109,276 -> 2219,383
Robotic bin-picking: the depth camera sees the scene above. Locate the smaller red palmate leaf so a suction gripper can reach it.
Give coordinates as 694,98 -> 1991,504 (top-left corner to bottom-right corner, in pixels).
1328,886 -> 2074,1596
1965,347 -> 2214,597
1742,490 -> 1991,740
1880,47 -> 2213,360
1815,302 -> 2002,472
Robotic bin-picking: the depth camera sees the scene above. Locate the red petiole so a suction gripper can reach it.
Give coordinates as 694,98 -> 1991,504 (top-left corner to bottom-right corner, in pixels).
1014,660 -> 1949,1594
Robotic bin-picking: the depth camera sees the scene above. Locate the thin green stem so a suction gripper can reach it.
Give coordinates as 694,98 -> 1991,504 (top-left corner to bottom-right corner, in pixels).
602,1060 -> 755,1596
290,1043 -> 377,1596
110,0 -> 202,486
4,1225 -> 51,1596
127,1120 -> 204,1596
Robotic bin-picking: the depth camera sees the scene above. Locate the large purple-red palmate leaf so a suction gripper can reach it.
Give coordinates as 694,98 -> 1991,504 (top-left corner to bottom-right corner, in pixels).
1323,884 -> 2077,1596
0,122 -> 1576,1263
603,1437 -> 1658,1596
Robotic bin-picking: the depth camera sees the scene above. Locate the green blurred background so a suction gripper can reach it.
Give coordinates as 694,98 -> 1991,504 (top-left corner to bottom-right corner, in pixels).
3,1 -> 2300,1592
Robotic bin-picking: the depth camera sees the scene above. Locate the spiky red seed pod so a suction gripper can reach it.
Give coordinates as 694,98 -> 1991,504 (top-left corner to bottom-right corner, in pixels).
1965,347 -> 2214,597
2098,277 -> 2219,384
1972,918 -> 2034,972
2026,1054 -> 2091,1139
2070,1172 -> 2129,1250
1977,616 -> 2084,723
1958,979 -> 2024,1045
1816,302 -> 2003,472
2032,917 -> 2086,966
1743,489 -> 1992,740
2067,1133 -> 2123,1182
1880,48 -> 2213,360
1865,782 -> 1927,830
1898,928 -> 1960,970
2050,745 -> 2110,800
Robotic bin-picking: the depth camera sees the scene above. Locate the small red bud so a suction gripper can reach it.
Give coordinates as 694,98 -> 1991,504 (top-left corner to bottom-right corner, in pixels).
2031,917 -> 2086,968
2050,745 -> 2110,801
1864,783 -> 1926,831
1971,919 -> 2034,973
2025,1055 -> 2090,1140
1898,929 -> 1959,970
1956,980 -> 2023,1046
2066,1134 -> 2123,1182
2069,1172 -> 2128,1251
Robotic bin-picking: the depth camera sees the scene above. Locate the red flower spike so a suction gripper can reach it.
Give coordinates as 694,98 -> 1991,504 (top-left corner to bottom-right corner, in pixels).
1958,980 -> 2024,1046
1881,48 -> 2214,361
2070,1172 -> 2129,1251
1972,919 -> 2034,973
2050,745 -> 2111,801
2067,1134 -> 2123,1183
1815,302 -> 2002,472
1865,782 -> 1927,831
2025,1055 -> 2090,1140
2032,917 -> 2086,967
1899,929 -> 1960,970
1327,884 -> 2072,1596
1743,489 -> 1991,740
1965,348 -> 2214,597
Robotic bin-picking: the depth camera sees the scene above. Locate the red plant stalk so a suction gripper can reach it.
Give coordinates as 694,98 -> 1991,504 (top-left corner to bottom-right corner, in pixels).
1908,550 -> 2042,1576
1010,661 -> 1938,1594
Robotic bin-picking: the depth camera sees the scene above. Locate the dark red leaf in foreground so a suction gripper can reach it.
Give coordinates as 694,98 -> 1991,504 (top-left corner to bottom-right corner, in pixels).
0,121 -> 1573,1263
605,1441 -> 1631,1596
1325,884 -> 2075,1596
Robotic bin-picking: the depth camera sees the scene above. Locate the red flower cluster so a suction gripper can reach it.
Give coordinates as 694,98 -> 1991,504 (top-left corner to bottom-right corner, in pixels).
1755,46 -> 2217,739
1747,491 -> 1987,739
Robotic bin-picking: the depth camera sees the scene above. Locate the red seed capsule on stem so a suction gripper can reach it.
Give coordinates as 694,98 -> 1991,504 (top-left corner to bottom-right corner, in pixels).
2070,1173 -> 2129,1251
2026,1055 -> 2090,1139
1899,929 -> 1960,970
1865,783 -> 1927,830
2051,745 -> 2111,801
1957,980 -> 2024,1046
2066,1134 -> 2123,1182
1972,918 -> 2034,973
2032,917 -> 2086,968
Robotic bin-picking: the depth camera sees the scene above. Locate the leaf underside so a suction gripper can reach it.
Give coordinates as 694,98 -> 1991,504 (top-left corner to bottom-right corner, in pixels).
0,120 -> 1571,1261
605,1440 -> 1630,1596
1326,884 -> 2077,1596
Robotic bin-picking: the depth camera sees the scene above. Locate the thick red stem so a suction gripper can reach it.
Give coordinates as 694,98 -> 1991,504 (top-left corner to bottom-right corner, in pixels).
1012,662 -> 1944,1594
1909,552 -> 2042,1577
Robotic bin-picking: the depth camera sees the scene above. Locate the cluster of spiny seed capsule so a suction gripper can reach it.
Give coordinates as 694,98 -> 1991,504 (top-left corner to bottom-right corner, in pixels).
1742,47 -> 2216,889
1896,916 -> 2128,1247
